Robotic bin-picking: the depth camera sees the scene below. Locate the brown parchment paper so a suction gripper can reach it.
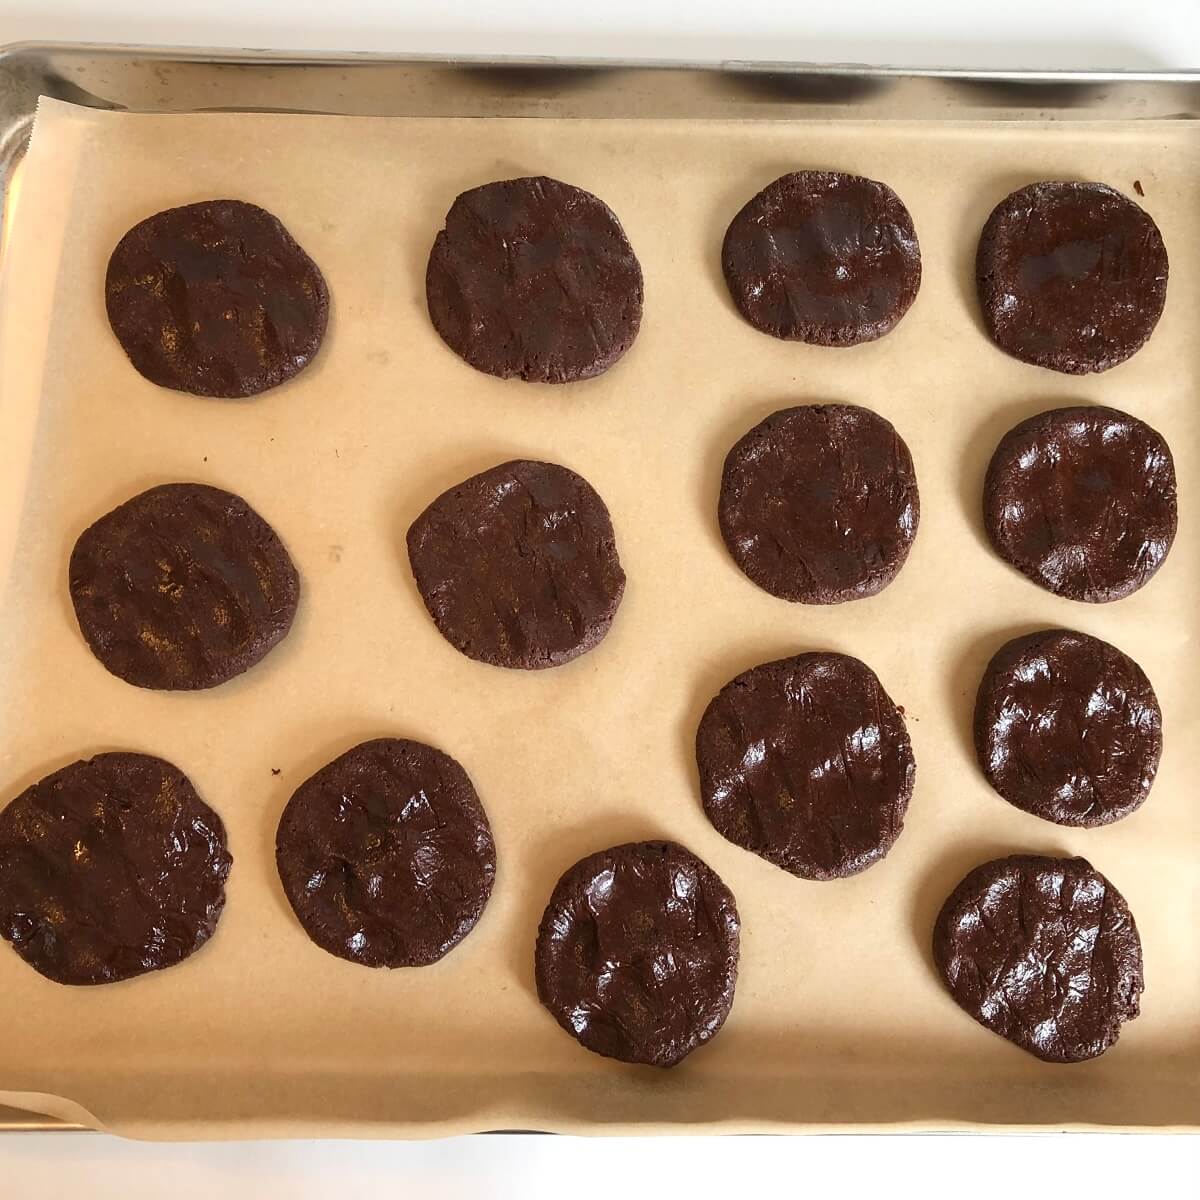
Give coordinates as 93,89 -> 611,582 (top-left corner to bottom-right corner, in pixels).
0,97 -> 1198,1139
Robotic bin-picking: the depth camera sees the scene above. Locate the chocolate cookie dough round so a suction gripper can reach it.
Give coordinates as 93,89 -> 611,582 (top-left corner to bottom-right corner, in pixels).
105,199 -> 329,397
69,483 -> 300,691
934,855 -> 1143,1062
535,840 -> 740,1067
721,171 -> 921,345
0,753 -> 231,986
983,406 -> 1176,602
697,652 -> 914,880
425,176 -> 643,383
976,181 -> 1167,374
406,459 -> 625,669
719,404 -> 919,603
975,630 -> 1161,828
275,738 -> 495,968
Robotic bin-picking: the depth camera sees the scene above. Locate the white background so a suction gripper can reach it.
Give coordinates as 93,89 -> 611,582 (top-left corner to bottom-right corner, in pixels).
2,1 -> 1199,1195
0,0 -> 1198,69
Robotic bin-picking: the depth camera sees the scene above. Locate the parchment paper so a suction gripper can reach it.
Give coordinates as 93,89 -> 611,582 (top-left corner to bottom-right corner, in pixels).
0,98 -> 1198,1138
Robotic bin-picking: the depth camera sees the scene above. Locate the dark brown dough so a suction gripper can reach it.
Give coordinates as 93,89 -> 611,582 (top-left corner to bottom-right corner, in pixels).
697,653 -> 914,880
983,406 -> 1176,603
934,855 -> 1143,1062
0,753 -> 231,986
275,738 -> 495,968
975,630 -> 1161,828
721,171 -> 921,345
105,199 -> 329,397
406,459 -> 625,669
976,181 -> 1167,374
425,176 -> 643,383
719,404 -> 919,603
535,840 -> 740,1067
69,483 -> 300,690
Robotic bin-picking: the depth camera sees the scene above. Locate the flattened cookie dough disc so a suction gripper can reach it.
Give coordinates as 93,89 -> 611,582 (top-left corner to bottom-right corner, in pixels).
976,181 -> 1167,374
275,739 -> 496,968
721,171 -> 921,345
934,855 -> 1143,1062
983,406 -> 1176,602
105,199 -> 329,397
406,459 -> 626,669
425,176 -> 644,383
0,753 -> 232,986
69,483 -> 300,691
697,653 -> 914,880
535,840 -> 740,1067
719,404 -> 919,603
975,629 -> 1161,827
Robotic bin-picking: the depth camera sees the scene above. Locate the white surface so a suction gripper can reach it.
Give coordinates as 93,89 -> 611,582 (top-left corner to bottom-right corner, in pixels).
5,1132 -> 1198,1197
0,0 -> 1198,69
2,0 -> 1199,1193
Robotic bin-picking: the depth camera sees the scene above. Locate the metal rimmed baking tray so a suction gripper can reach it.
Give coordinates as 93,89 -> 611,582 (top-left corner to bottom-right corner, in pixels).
3,43 -> 1199,257
1,45 -> 1199,1138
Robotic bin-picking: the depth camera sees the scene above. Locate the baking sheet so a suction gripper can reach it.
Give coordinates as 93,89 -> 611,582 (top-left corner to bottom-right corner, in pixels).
0,97 -> 1198,1138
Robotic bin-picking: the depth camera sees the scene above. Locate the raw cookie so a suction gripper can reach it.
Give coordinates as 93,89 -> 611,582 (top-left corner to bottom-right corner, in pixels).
69,482 -> 300,690
406,459 -> 625,669
275,738 -> 496,968
105,199 -> 329,397
934,855 -> 1143,1062
975,629 -> 1161,827
535,840 -> 740,1066
425,176 -> 643,383
0,753 -> 231,986
697,652 -> 914,879
976,181 -> 1167,374
719,404 -> 919,603
721,171 -> 921,344
983,406 -> 1176,602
